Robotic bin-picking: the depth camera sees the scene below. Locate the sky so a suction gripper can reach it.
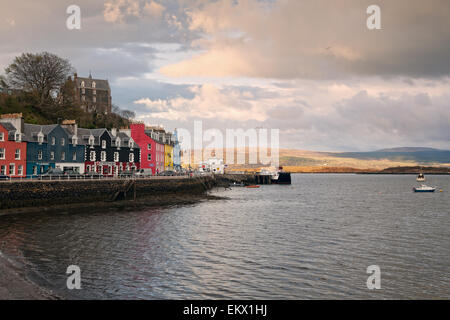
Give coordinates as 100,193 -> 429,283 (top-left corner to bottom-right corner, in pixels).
0,0 -> 449,151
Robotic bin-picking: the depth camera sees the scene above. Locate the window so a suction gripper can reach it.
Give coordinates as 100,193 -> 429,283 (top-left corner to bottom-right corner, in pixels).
61,152 -> 65,161
89,136 -> 94,146
0,165 -> 5,175
93,89 -> 96,95
101,151 -> 106,162
18,165 -> 23,176
93,96 -> 96,103
82,88 -> 85,94
72,136 -> 77,145
38,133 -> 44,144
15,133 -> 21,141
116,138 -> 121,148
0,148 -> 5,159
50,151 -> 55,160
82,95 -> 85,102
114,152 -> 119,162
92,81 -> 96,88
38,150 -> 43,160
72,152 -> 77,161
9,164 -> 15,175
81,81 -> 85,87
147,144 -> 152,151
129,140 -> 134,148
90,151 -> 95,161
147,154 -> 152,161
129,153 -> 134,163
33,166 -> 37,175
61,138 -> 65,146
51,137 -> 55,145
102,140 -> 106,149
0,132 -> 4,141
15,149 -> 20,160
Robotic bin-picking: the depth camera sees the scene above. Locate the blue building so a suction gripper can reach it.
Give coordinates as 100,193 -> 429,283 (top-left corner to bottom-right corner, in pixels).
24,123 -> 86,176
173,129 -> 182,171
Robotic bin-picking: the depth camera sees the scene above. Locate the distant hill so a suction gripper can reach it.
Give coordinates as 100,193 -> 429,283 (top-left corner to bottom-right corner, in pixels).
376,147 -> 442,153
329,148 -> 450,164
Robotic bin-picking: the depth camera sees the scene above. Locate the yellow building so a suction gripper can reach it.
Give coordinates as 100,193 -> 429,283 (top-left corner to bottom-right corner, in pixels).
164,144 -> 173,170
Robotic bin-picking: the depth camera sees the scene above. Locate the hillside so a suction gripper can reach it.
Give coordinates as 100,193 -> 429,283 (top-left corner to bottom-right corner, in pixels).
0,92 -> 131,129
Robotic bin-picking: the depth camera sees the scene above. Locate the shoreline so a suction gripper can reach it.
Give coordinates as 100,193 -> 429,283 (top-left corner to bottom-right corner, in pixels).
0,251 -> 60,300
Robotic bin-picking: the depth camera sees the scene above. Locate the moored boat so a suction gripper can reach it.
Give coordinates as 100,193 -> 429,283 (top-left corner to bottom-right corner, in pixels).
417,173 -> 426,182
413,185 -> 436,192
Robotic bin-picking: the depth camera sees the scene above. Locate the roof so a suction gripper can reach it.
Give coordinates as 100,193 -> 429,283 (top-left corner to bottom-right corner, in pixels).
23,124 -> 58,142
75,76 -> 110,91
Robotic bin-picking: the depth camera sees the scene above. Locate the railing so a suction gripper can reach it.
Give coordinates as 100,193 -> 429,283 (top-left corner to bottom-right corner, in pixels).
0,172 -> 214,183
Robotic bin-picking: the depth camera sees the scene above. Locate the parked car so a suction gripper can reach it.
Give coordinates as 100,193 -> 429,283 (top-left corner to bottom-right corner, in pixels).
118,170 -> 134,178
160,170 -> 176,176
0,175 -> 10,181
135,169 -> 153,178
64,170 -> 83,178
40,168 -> 65,179
84,171 -> 104,179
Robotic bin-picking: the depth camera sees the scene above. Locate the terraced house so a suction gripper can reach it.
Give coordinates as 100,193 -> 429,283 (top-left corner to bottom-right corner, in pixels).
0,114 -> 27,178
81,127 -> 140,176
23,122 -> 86,176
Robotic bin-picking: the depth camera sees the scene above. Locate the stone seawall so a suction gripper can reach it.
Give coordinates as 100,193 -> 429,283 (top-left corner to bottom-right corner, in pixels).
0,177 -> 216,210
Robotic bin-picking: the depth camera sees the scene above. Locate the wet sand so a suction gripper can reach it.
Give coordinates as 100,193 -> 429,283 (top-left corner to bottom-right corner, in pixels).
0,251 -> 59,300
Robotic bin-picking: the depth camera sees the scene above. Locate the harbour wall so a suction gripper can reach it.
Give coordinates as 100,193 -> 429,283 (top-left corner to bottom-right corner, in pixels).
0,177 -> 216,210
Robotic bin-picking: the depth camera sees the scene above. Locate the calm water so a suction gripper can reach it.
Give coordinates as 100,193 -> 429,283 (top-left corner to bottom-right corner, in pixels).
0,174 -> 449,299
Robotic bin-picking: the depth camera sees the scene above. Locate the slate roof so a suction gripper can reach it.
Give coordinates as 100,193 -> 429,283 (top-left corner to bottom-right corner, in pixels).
23,124 -> 58,143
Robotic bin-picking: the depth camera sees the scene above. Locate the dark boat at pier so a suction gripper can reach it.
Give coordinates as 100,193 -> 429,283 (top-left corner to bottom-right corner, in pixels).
272,167 -> 292,185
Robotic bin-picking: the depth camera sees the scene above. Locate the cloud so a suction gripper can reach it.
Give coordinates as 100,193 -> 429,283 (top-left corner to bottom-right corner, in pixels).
104,0 -> 165,23
160,0 -> 450,79
134,83 -> 271,121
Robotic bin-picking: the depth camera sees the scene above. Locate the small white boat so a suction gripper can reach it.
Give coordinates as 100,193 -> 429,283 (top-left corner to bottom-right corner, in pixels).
416,173 -> 426,182
413,184 -> 436,192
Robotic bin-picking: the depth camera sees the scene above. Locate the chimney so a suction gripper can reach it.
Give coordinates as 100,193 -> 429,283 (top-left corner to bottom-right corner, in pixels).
61,119 -> 78,136
0,113 -> 24,134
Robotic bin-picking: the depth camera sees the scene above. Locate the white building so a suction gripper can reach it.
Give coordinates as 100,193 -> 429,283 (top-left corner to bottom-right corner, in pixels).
198,157 -> 225,174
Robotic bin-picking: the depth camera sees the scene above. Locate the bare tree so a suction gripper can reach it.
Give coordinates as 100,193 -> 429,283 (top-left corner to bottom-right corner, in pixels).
4,52 -> 74,105
120,110 -> 136,120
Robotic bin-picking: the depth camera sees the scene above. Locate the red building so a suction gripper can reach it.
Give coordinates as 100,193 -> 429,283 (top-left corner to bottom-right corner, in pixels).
0,118 -> 27,178
130,123 -> 157,174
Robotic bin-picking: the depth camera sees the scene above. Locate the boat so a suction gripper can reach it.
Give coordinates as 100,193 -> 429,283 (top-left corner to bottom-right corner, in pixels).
413,185 -> 436,192
245,185 -> 260,189
417,173 -> 426,182
229,182 -> 245,187
272,167 -> 291,185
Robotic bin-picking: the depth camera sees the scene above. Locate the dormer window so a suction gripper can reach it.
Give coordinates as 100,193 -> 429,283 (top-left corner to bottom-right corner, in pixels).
81,81 -> 85,88
51,137 -> 56,145
129,139 -> 134,148
92,81 -> 96,88
15,133 -> 21,142
72,136 -> 78,145
116,138 -> 121,148
102,140 -> 106,149
38,132 -> 44,144
89,136 -> 94,146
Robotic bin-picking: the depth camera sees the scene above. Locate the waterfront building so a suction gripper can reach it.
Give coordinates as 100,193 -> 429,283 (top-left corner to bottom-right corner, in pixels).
0,114 -> 27,178
23,123 -> 85,175
80,127 -> 140,176
198,157 -> 225,174
130,123 -> 157,174
173,129 -> 181,172
73,73 -> 112,114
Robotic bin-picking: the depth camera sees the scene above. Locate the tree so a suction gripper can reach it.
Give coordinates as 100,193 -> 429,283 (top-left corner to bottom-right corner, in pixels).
4,52 -> 74,105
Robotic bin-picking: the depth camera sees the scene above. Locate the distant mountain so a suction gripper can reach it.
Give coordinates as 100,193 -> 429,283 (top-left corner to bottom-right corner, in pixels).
376,147 -> 443,153
330,147 -> 450,164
